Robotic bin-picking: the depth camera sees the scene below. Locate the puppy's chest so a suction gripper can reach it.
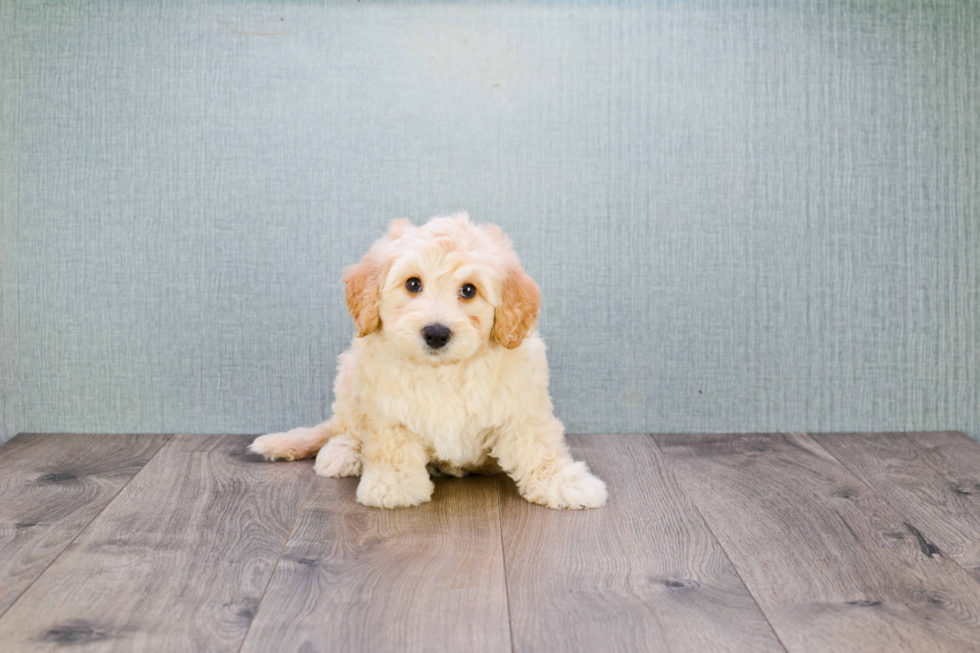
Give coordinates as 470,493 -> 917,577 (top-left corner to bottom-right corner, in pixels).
403,375 -> 496,427
387,372 -> 502,463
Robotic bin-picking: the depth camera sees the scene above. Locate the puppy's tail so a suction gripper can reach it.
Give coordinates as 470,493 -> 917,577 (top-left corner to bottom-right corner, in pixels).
248,421 -> 337,461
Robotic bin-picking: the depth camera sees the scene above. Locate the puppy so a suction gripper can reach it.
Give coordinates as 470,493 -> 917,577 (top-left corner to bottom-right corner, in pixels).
249,212 -> 607,510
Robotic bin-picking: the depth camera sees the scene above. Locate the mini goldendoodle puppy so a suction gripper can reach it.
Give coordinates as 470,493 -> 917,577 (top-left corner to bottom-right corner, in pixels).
249,212 -> 607,510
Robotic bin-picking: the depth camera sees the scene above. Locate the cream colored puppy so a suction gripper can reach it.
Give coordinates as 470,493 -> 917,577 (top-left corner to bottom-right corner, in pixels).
249,213 -> 607,510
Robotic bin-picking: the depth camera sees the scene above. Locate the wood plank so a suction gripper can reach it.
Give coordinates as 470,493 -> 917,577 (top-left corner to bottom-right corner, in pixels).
814,432 -> 980,583
0,433 -> 170,617
656,433 -> 980,653
0,434 -> 313,652
240,473 -> 510,653
498,434 -> 786,653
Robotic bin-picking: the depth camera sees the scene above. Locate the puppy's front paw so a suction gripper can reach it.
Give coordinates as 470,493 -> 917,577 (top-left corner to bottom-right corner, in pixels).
522,461 -> 608,510
314,435 -> 362,478
356,468 -> 434,509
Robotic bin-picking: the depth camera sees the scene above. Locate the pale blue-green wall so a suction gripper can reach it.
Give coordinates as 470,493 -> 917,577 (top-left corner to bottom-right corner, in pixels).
1,1 -> 978,444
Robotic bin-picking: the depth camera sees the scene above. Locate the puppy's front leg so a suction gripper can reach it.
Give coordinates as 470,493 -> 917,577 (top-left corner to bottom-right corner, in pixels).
356,424 -> 434,509
493,416 -> 607,510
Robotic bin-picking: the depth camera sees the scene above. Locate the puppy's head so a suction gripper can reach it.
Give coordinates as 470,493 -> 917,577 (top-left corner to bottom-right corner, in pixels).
342,212 -> 540,363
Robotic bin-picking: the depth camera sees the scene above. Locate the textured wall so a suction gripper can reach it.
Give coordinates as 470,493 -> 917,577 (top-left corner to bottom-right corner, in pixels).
1,1 -> 978,444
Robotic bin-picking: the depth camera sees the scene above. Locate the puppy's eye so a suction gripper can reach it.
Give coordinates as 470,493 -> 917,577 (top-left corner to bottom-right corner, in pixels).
460,283 -> 477,299
406,277 -> 422,293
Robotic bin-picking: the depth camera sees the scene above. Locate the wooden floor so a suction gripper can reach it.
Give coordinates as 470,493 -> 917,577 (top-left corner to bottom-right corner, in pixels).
1,433 -> 979,652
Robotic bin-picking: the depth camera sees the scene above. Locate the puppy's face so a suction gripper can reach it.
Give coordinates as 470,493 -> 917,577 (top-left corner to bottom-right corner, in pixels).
343,213 -> 540,365
379,245 -> 497,363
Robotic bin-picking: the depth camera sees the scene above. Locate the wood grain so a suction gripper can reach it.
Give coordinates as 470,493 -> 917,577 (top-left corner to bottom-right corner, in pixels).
240,473 -> 510,653
656,433 -> 980,653
0,434 -> 313,652
0,433 -> 170,617
498,434 -> 786,653
814,432 -> 980,584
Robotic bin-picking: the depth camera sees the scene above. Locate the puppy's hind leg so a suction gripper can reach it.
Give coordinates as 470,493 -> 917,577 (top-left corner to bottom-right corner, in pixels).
249,418 -> 339,461
314,433 -> 362,477
426,462 -> 467,478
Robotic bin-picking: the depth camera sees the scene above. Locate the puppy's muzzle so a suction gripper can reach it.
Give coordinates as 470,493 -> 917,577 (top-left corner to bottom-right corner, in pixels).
422,324 -> 452,350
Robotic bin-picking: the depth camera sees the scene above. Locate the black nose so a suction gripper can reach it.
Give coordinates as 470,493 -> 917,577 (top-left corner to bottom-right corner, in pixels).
422,324 -> 452,349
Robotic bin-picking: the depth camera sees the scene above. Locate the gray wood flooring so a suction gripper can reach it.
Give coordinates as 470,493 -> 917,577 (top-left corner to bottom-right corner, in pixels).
1,432 -> 978,652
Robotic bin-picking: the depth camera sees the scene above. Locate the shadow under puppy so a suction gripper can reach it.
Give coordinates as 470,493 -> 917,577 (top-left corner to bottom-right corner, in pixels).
250,212 -> 607,510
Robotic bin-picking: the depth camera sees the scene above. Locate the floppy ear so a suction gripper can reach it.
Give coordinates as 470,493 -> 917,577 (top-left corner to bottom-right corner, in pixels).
342,251 -> 383,337
492,266 -> 541,349
341,219 -> 411,336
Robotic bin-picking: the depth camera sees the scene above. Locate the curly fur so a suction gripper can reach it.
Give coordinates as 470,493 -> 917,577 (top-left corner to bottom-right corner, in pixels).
249,212 -> 607,510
